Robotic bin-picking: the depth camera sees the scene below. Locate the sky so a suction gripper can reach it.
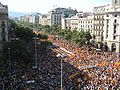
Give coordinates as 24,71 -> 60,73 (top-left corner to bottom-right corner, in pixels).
0,0 -> 111,14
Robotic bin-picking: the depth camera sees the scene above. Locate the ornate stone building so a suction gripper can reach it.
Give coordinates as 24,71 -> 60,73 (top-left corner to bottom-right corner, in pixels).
103,0 -> 120,52
0,2 -> 9,50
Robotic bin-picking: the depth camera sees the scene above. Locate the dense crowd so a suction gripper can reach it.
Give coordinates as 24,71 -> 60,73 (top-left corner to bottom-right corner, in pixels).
0,40 -> 85,90
51,36 -> 120,90
0,36 -> 120,90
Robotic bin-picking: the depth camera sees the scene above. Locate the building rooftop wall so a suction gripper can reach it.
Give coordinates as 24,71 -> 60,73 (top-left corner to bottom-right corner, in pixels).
0,2 -> 8,13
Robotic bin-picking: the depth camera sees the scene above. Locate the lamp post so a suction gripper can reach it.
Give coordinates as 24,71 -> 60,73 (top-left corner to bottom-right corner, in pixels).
34,36 -> 38,69
33,30 -> 39,69
56,53 -> 64,90
8,48 -> 11,76
35,36 -> 37,68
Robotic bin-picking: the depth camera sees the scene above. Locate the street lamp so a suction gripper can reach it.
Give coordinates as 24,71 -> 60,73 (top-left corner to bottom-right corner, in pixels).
8,48 -> 11,76
56,53 -> 65,90
35,36 -> 37,68
32,36 -> 39,69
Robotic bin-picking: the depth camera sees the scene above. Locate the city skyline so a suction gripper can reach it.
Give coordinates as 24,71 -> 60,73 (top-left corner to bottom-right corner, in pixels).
0,0 -> 111,14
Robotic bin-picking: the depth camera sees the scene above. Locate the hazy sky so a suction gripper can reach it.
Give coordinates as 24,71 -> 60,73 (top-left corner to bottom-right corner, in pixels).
0,0 -> 111,13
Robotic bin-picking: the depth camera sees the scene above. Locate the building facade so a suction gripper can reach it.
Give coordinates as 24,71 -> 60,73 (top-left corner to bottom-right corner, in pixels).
19,13 -> 41,24
103,0 -> 120,52
70,15 -> 79,30
62,12 -> 94,35
0,2 -> 8,50
46,7 -> 77,26
78,14 -> 94,35
93,4 -> 110,42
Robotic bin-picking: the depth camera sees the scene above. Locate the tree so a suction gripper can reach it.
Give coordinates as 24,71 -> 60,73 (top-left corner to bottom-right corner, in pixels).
58,29 -> 66,36
85,31 -> 92,41
3,40 -> 32,65
50,25 -> 61,35
15,26 -> 34,43
38,34 -> 48,40
78,30 -> 86,38
43,25 -> 51,33
64,30 -> 72,40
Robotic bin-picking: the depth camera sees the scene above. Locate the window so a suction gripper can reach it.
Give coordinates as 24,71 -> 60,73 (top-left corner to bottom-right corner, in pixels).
114,14 -> 117,17
107,19 -> 109,23
113,36 -> 116,40
99,21 -> 101,24
114,19 -> 117,23
99,26 -> 101,30
115,0 -> 118,4
106,14 -> 109,17
114,25 -> 117,29
106,34 -> 108,39
88,25 -> 89,28
2,28 -> 5,34
1,21 -> 5,28
98,32 -> 100,35
114,29 -> 116,34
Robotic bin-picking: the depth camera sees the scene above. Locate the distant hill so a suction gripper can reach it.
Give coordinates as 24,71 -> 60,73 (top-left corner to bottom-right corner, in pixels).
9,11 -> 42,18
9,11 -> 28,18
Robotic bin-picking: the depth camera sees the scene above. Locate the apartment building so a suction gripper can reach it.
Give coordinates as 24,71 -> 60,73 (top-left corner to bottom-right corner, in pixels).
93,4 -> 110,42
103,0 -> 120,52
40,7 -> 77,26
39,14 -> 47,25
78,14 -> 94,35
0,2 -> 8,50
70,15 -> 79,30
62,13 -> 80,30
19,13 -> 41,24
19,16 -> 29,22
28,13 -> 41,23
62,12 -> 94,34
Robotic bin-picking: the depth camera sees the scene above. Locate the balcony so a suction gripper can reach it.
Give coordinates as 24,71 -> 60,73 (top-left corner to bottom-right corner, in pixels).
1,24 -> 6,28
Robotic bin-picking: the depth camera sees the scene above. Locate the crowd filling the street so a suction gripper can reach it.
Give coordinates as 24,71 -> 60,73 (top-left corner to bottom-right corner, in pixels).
50,36 -> 120,90
0,35 -> 119,90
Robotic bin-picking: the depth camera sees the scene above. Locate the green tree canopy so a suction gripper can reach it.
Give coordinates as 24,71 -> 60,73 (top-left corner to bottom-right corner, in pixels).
3,40 -> 32,64
15,26 -> 34,43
